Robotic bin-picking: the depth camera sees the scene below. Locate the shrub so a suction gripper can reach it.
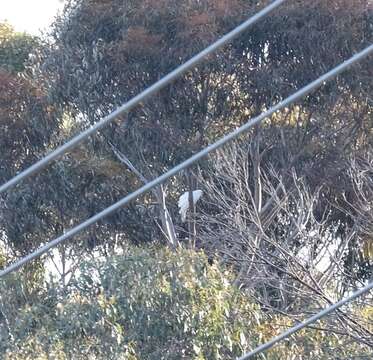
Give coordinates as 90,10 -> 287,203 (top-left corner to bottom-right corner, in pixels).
3,246 -> 372,359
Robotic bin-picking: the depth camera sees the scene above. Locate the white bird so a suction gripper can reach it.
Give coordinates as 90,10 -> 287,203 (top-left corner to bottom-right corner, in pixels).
178,190 -> 203,222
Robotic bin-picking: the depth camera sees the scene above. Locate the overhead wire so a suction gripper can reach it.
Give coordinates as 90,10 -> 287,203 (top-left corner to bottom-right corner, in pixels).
0,0 -> 287,194
1,43 -> 372,278
0,2 -> 372,356
237,280 -> 373,359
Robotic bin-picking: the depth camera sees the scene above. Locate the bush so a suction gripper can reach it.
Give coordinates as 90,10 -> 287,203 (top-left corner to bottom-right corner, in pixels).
2,246 -> 372,359
4,247 -> 261,359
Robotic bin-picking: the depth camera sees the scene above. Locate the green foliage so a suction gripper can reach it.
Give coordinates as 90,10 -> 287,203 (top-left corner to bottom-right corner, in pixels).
0,23 -> 37,73
4,247 -> 260,359
33,0 -> 373,253
0,2 -> 372,357
78,247 -> 261,359
2,247 -> 371,359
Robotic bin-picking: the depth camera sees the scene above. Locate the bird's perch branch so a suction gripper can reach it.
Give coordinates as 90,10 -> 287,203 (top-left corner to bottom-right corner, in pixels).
109,142 -> 177,248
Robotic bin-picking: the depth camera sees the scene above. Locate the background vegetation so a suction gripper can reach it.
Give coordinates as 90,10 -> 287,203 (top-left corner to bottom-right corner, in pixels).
0,0 -> 372,358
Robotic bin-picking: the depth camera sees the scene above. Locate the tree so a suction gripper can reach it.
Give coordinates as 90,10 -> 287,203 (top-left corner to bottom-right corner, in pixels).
0,23 -> 53,182
37,0 -> 372,245
1,0 -> 369,305
0,23 -> 37,73
0,24 -> 59,270
0,23 -> 158,280
0,1 -> 372,355
196,139 -> 373,347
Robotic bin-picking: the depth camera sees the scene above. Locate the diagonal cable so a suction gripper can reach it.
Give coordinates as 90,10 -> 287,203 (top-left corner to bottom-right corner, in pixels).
0,0 -> 287,194
1,44 -> 372,278
237,281 -> 373,359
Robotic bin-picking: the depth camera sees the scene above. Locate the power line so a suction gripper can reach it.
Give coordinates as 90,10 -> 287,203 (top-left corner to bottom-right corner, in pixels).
0,0 -> 287,195
237,281 -> 373,359
1,44 -> 372,278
